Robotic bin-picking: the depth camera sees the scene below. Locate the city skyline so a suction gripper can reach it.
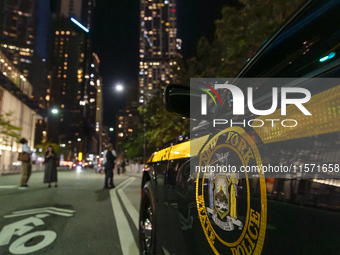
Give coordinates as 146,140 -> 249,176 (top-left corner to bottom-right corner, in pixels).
0,0 -> 235,165
92,0 -> 233,132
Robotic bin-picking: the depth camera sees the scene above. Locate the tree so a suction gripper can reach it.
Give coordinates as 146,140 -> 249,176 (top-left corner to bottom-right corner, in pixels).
0,112 -> 22,147
124,90 -> 190,159
181,0 -> 304,81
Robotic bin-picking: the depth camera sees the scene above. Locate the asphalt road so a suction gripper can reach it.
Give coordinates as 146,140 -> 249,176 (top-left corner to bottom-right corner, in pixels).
0,168 -> 142,255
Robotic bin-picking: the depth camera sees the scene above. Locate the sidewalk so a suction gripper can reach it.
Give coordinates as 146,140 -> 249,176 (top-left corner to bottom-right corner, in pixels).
122,164 -> 144,178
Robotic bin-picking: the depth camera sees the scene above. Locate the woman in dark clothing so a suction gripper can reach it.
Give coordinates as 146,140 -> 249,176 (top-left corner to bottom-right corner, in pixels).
44,145 -> 58,187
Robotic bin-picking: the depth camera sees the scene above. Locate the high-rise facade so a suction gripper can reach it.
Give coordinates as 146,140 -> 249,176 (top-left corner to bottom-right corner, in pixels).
139,0 -> 181,103
86,52 -> 102,155
47,0 -> 98,160
0,50 -> 37,173
0,0 -> 39,79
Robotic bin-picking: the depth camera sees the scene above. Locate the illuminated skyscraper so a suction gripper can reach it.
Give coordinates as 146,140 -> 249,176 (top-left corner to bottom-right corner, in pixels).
47,0 -> 97,159
139,0 -> 181,103
0,0 -> 39,78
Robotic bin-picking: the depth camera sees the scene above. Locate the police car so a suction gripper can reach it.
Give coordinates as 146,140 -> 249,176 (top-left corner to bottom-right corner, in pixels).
139,0 -> 340,254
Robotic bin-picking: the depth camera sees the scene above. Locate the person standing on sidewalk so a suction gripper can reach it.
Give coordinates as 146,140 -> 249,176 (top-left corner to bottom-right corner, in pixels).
43,145 -> 58,188
19,138 -> 32,188
102,144 -> 116,189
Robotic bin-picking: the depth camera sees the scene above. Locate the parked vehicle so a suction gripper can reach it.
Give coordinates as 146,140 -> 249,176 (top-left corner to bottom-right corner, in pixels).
139,1 -> 340,254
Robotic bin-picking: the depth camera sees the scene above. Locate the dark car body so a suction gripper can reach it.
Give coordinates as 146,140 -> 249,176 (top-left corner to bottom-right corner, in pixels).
139,0 -> 340,254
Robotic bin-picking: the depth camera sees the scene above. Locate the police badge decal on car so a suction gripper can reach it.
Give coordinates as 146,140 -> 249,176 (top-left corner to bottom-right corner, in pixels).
195,126 -> 267,255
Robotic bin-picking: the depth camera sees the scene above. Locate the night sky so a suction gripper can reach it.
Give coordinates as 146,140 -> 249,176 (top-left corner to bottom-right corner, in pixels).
92,0 -> 235,135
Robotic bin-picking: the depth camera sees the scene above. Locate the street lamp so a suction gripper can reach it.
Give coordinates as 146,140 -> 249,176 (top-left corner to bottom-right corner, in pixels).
109,127 -> 114,132
116,84 -> 123,91
51,108 -> 58,114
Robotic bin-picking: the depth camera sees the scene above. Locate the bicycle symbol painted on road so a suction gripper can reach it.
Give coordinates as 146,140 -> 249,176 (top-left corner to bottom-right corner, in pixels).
0,207 -> 75,254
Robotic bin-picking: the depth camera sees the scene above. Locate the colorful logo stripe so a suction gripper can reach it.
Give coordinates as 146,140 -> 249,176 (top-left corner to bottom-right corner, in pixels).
197,82 -> 223,106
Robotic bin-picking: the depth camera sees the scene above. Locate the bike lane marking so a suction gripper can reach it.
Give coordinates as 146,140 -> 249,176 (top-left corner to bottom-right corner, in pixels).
4,207 -> 75,218
110,177 -> 139,255
0,207 -> 75,254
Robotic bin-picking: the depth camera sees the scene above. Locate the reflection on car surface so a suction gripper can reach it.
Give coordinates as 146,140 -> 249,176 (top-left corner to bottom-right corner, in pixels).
139,1 -> 340,254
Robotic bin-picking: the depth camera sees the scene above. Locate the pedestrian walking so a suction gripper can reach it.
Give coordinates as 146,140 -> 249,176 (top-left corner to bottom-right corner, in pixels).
102,144 -> 116,189
116,155 -> 122,175
121,157 -> 127,174
44,145 -> 58,188
19,138 -> 32,188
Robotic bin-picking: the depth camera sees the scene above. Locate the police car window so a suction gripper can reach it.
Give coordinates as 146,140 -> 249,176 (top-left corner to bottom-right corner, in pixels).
240,0 -> 340,78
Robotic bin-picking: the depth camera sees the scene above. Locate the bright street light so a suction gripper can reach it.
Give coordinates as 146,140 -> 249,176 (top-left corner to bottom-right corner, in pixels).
116,85 -> 123,91
51,108 -> 58,114
109,127 -> 114,132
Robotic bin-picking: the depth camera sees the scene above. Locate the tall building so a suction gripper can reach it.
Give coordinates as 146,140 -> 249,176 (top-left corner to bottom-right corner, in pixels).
86,52 -> 102,155
0,50 -> 37,173
139,0 -> 181,103
29,0 -> 51,107
116,105 -> 140,156
0,0 -> 39,79
47,0 -> 97,161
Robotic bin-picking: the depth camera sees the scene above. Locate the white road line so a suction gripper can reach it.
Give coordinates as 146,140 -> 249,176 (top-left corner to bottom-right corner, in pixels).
118,178 -> 139,229
115,177 -> 132,189
0,185 -> 18,189
110,178 -> 139,255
